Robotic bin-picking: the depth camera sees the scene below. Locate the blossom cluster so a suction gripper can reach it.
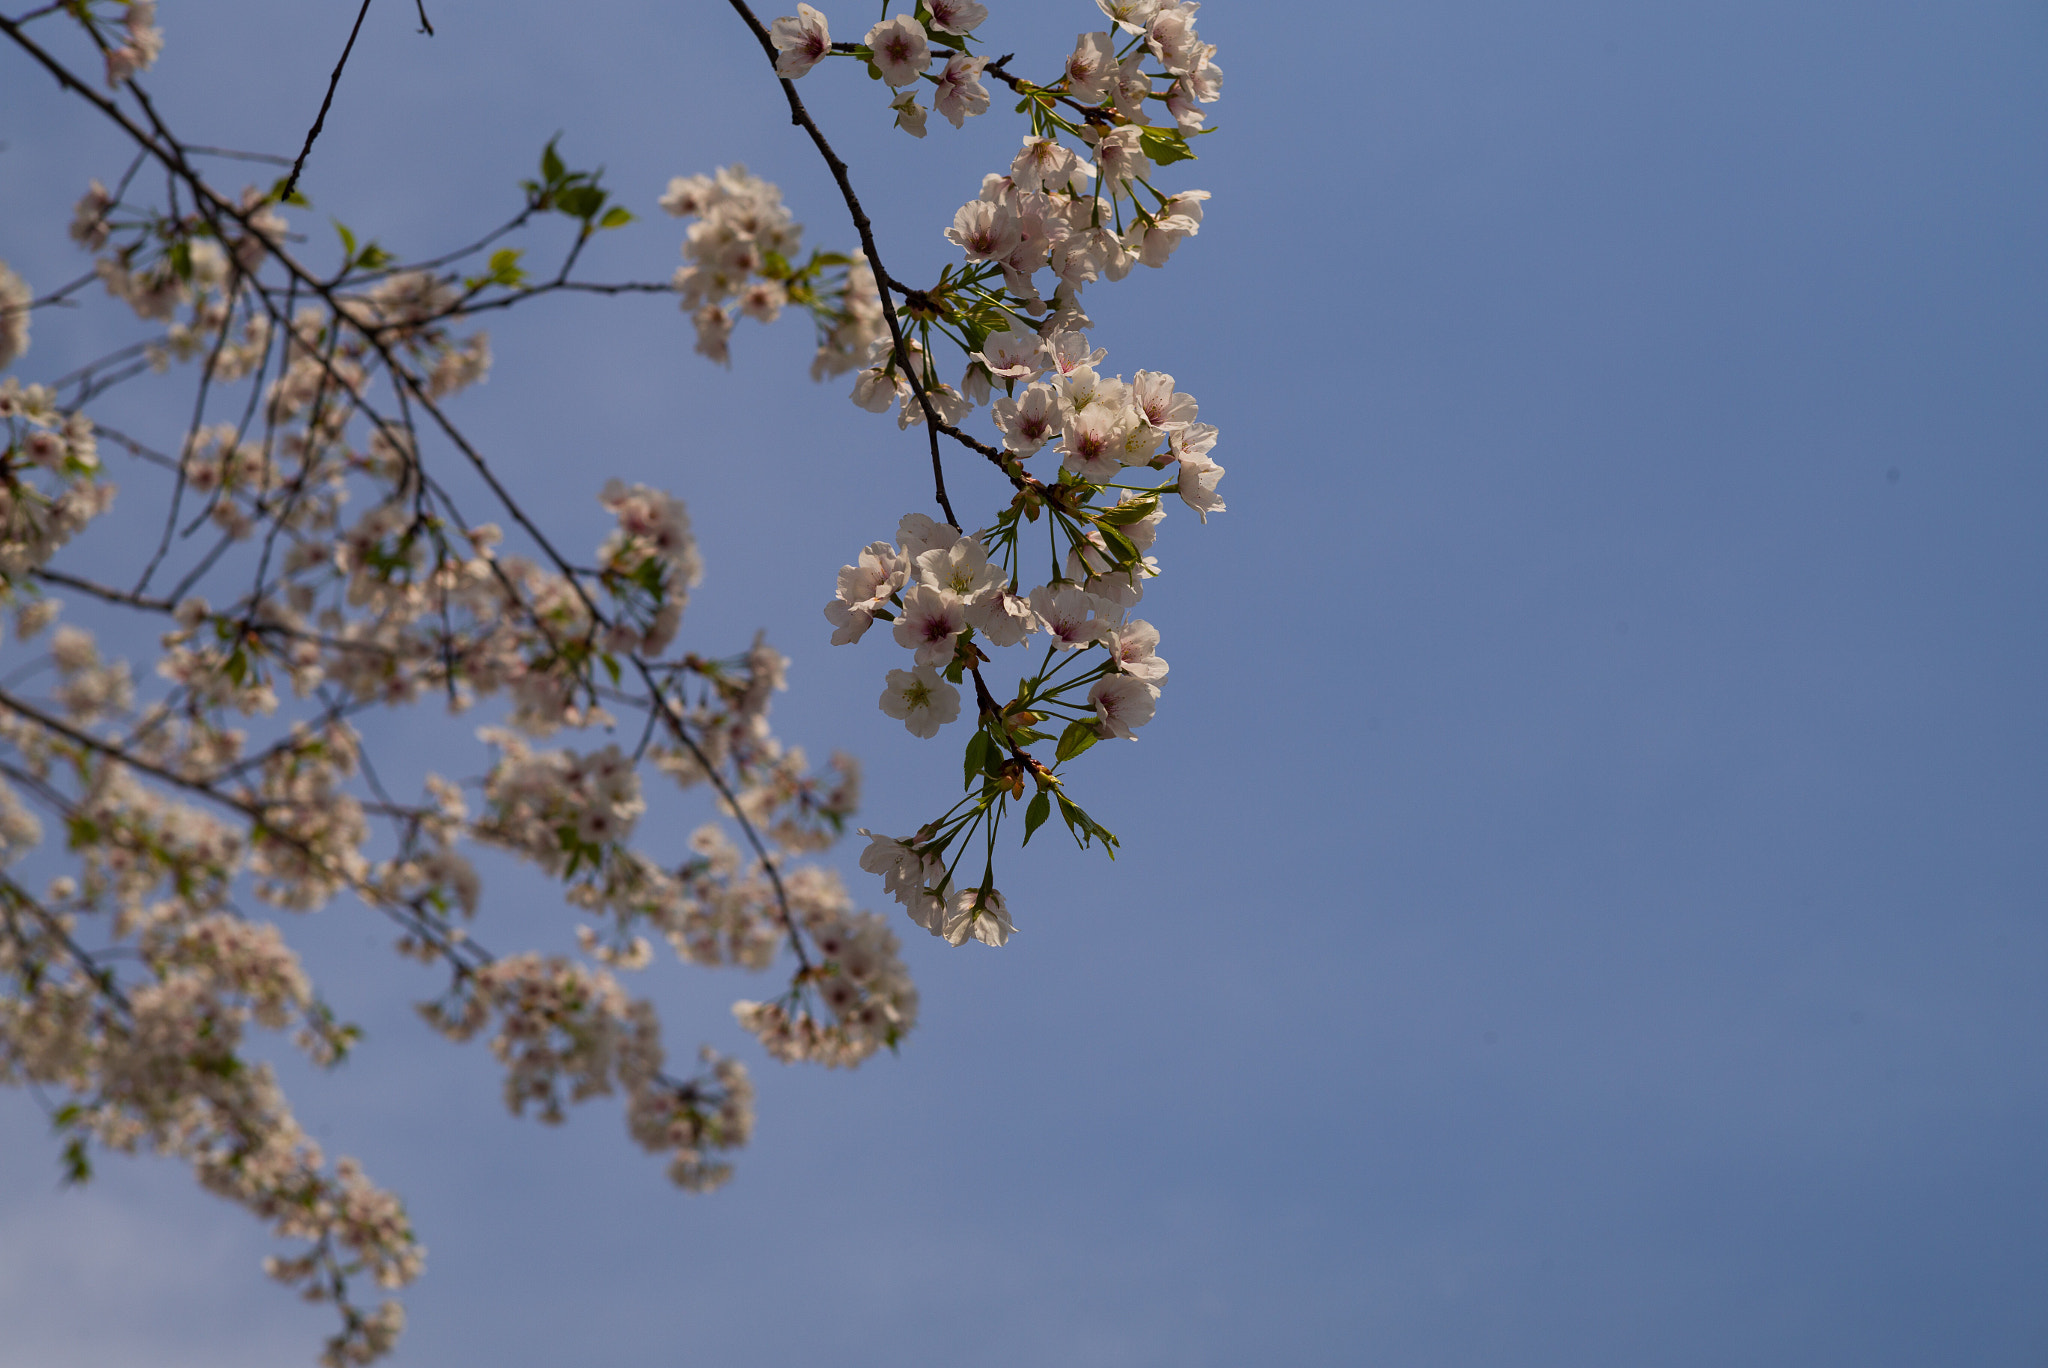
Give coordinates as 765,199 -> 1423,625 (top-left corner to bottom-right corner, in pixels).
661,164 -> 888,376
1,1 -> 1226,1360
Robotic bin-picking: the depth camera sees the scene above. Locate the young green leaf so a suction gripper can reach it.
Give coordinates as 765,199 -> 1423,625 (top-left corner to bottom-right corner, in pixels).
963,730 -> 990,789
1055,719 -> 1099,762
1137,125 -> 1198,167
1022,791 -> 1051,845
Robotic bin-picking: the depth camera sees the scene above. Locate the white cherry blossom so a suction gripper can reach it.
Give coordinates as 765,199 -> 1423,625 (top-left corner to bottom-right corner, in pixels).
769,5 -> 832,79
1028,584 -> 1113,649
1088,674 -> 1158,740
878,664 -> 961,738
865,15 -> 931,88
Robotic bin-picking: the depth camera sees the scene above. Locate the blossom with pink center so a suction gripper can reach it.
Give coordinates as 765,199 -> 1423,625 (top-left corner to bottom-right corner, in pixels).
1028,584 -> 1113,650
973,327 -> 1048,380
1059,403 -> 1129,484
865,15 -> 931,88
991,382 -> 1062,456
1095,127 -> 1155,189
1011,137 -> 1094,194
934,55 -> 991,129
1045,330 -> 1108,377
970,590 -> 1039,647
1064,32 -> 1117,103
1089,674 -> 1159,740
769,5 -> 832,79
1105,618 -> 1169,683
927,0 -> 988,35
1132,371 -> 1199,430
946,201 -> 1023,263
891,585 -> 968,667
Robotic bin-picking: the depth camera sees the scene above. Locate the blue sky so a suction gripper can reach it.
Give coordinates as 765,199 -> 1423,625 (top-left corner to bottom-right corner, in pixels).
2,1 -> 2045,1364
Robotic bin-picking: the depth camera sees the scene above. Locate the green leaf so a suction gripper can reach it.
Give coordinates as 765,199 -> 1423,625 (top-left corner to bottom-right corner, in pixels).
1055,719 -> 1099,763
1022,791 -> 1051,845
1097,522 -> 1141,566
557,185 -> 605,221
1099,496 -> 1159,526
488,247 -> 527,287
1137,125 -> 1198,167
355,242 -> 393,271
61,1137 -> 92,1186
963,730 -> 990,789
598,205 -> 635,230
267,176 -> 311,207
333,219 -> 358,261
540,136 -> 566,185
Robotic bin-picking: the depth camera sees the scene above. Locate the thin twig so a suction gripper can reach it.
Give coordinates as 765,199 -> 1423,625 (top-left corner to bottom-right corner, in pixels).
278,0 -> 376,205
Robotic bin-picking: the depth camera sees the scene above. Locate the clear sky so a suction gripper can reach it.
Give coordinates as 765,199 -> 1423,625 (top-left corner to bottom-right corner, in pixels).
2,2 -> 2045,1365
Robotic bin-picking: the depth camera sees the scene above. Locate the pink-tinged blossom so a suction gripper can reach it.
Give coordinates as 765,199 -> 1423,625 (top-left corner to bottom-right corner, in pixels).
1011,137 -> 1093,194
1059,403 -> 1128,484
991,382 -> 1062,455
857,830 -> 930,902
891,585 -> 968,667
946,201 -> 1023,263
0,262 -> 28,372
943,887 -> 1014,947
1046,330 -> 1107,378
878,664 -> 961,738
1126,210 -> 1201,268
971,589 -> 1039,647
961,362 -> 992,406
1146,4 -> 1206,73
1057,365 -> 1129,422
888,89 -> 929,139
913,536 -> 1005,604
770,5 -> 832,78
973,327 -> 1048,380
1172,422 -> 1225,521
934,55 -> 991,129
1105,618 -> 1169,683
824,540 -> 906,644
896,381 -> 971,430
1095,126 -> 1155,189
737,279 -> 786,322
1110,53 -> 1154,125
1132,370 -> 1199,430
926,0 -> 988,35
1088,674 -> 1158,740
70,181 -> 113,251
851,365 -> 909,413
1064,32 -> 1117,103
897,513 -> 959,561
1028,584 -> 1113,650
1066,530 -> 1156,609
1167,61 -> 1223,130
691,304 -> 734,365
865,15 -> 931,88
1097,0 -> 1160,34
103,0 -> 163,86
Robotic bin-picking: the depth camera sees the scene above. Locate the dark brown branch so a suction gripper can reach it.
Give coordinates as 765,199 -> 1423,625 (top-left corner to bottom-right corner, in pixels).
279,0 -> 376,205
723,0 -> 961,528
